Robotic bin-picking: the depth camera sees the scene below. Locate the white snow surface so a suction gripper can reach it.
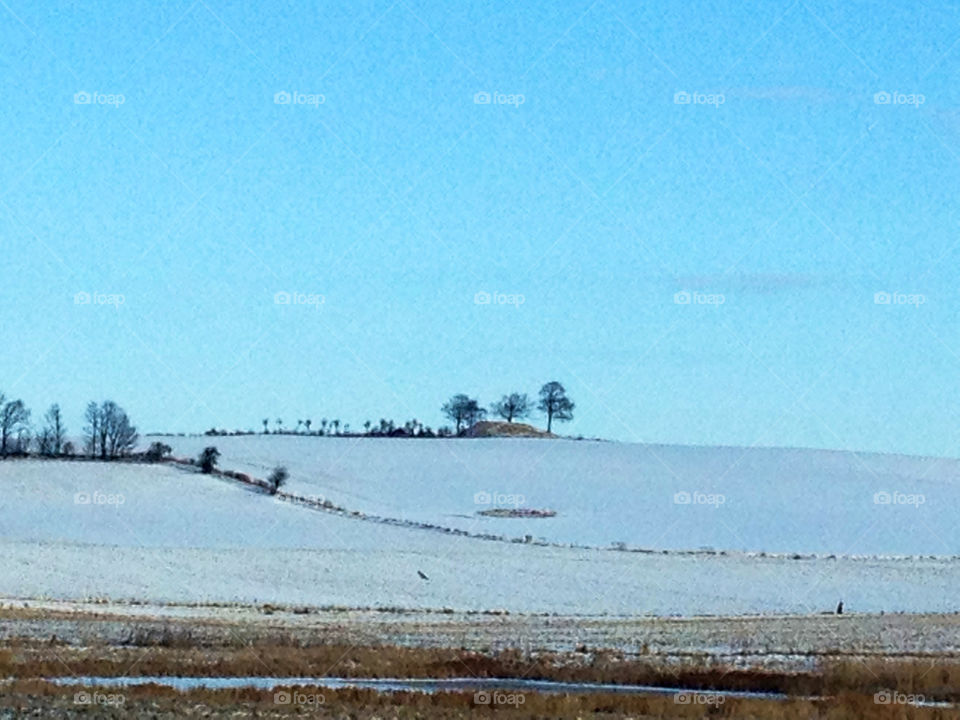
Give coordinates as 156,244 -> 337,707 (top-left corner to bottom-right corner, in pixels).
156,435 -> 960,556
2,455 -> 959,615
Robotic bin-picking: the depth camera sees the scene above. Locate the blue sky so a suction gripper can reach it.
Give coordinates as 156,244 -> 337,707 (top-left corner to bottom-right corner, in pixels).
2,0 -> 960,455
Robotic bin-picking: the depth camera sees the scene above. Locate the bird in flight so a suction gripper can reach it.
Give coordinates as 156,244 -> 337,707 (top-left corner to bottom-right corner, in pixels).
417,570 -> 429,580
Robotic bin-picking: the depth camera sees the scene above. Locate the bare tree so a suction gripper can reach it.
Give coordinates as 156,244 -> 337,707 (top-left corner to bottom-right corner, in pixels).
537,381 -> 574,433
105,404 -> 138,458
490,393 -> 530,423
84,401 -> 101,457
441,394 -> 485,434
14,427 -> 30,455
36,429 -> 53,456
97,402 -> 112,459
0,398 -> 30,457
42,404 -> 66,455
84,401 -> 138,459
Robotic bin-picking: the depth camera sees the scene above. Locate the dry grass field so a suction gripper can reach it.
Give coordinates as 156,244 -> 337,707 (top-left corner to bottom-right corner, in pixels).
3,602 -> 960,718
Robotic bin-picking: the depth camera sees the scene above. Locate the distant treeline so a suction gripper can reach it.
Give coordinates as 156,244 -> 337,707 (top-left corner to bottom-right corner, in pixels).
196,381 -> 576,438
0,380 -> 575,456
0,394 -> 138,459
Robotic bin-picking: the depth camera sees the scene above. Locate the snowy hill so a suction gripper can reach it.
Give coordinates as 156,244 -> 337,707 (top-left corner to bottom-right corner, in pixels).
157,436 -> 960,556
3,458 -> 959,615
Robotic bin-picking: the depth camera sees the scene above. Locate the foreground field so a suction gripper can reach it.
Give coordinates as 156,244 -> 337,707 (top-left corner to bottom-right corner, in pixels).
5,599 -> 960,664
7,683 -> 939,720
4,459 -> 960,615
5,444 -> 960,716
2,602 -> 960,719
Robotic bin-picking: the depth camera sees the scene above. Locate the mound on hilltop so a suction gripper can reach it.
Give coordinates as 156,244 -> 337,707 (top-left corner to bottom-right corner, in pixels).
464,420 -> 554,438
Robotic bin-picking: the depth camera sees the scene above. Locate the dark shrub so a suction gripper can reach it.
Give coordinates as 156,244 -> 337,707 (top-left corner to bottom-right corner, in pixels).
198,446 -> 220,474
144,442 -> 172,463
267,466 -> 288,495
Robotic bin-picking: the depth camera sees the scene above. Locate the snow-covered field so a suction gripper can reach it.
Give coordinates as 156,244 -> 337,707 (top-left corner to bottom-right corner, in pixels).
3,456 -> 960,615
157,435 -> 960,556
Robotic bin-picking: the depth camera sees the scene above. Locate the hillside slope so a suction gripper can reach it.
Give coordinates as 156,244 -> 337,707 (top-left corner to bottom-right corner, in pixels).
3,459 -> 960,614
157,436 -> 960,556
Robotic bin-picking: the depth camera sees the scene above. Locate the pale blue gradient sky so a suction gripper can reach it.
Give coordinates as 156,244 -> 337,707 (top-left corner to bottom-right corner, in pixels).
2,0 -> 960,454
